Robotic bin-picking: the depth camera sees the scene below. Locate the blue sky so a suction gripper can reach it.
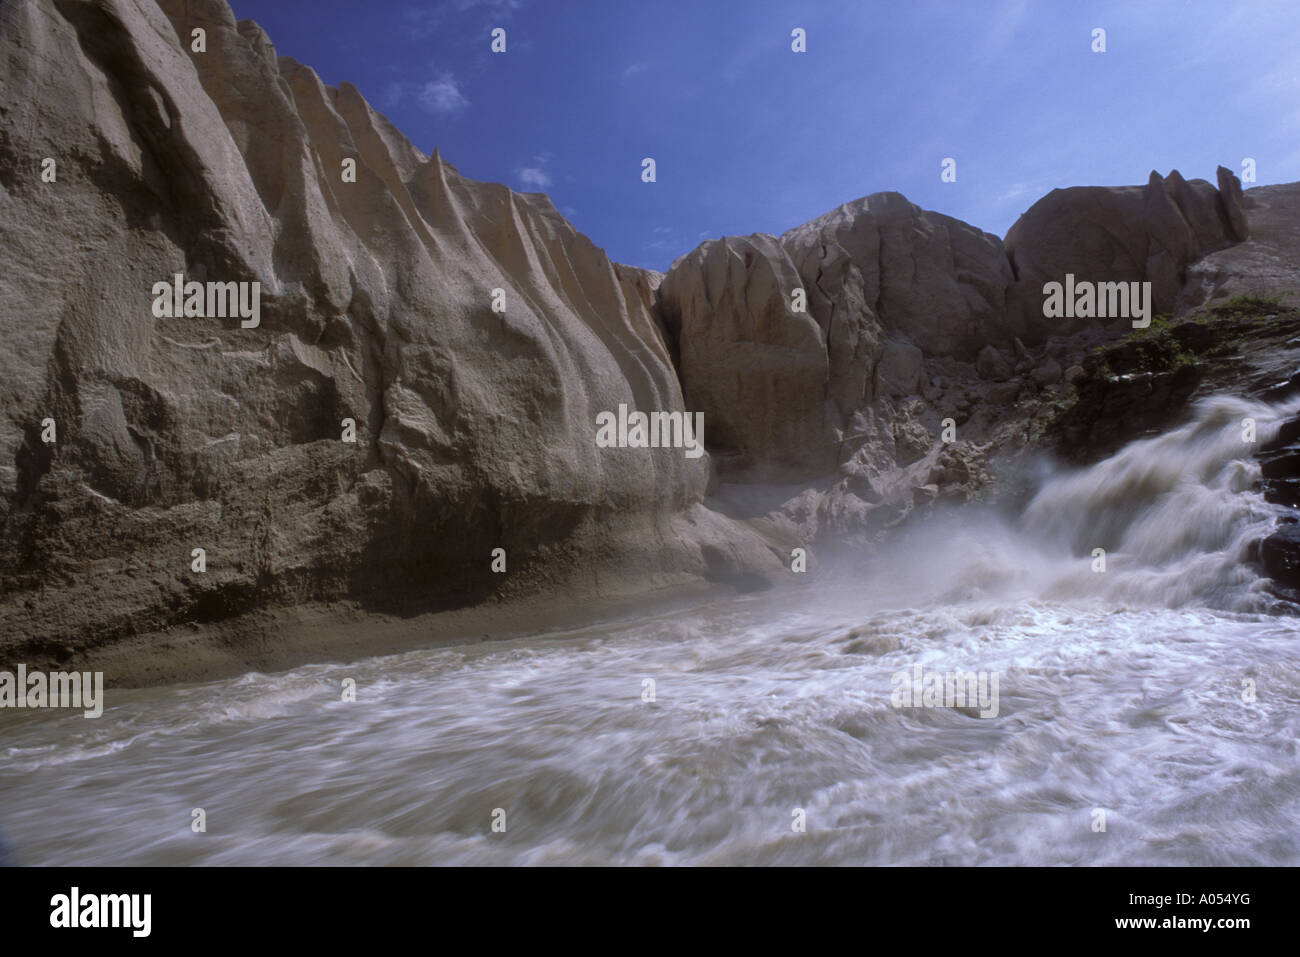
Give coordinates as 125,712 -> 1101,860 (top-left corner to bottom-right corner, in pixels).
228,0 -> 1300,272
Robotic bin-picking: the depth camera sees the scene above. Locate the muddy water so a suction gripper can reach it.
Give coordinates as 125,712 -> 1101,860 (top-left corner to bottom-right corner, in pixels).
2,395 -> 1298,865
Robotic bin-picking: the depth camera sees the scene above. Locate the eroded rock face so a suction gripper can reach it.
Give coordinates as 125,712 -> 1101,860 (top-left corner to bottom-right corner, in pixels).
782,192 -> 1017,357
1004,167 -> 1249,331
1183,182 -> 1300,308
659,170 -> 1250,485
658,193 -> 1017,481
658,234 -> 838,479
0,0 -> 1260,661
0,0 -> 779,657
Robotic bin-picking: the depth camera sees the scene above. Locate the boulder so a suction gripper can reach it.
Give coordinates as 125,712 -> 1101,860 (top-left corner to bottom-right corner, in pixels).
976,345 -> 1013,381
1261,525 -> 1300,589
986,381 -> 1023,405
1216,165 -> 1250,242
1032,358 -> 1064,387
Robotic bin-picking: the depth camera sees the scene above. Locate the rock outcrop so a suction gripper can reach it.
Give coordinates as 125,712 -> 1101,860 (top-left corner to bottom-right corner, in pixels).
658,170 -> 1251,484
659,193 -> 1017,480
0,0 -> 780,662
658,234 -> 839,478
0,0 -> 1269,672
1004,168 -> 1250,328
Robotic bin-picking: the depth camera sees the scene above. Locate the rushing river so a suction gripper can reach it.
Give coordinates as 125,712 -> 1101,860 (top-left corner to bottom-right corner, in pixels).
3,395 -> 1299,866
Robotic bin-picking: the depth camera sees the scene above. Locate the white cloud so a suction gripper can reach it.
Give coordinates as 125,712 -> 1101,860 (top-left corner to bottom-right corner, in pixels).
622,62 -> 649,79
518,167 -> 551,189
516,153 -> 554,191
418,74 -> 469,114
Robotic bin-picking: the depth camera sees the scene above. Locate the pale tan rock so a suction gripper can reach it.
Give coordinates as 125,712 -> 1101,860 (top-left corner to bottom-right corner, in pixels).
0,0 -> 780,658
1004,168 -> 1249,335
660,192 -> 1014,480
0,0 -> 1265,669
658,234 -> 838,478
1183,182 -> 1300,308
781,191 -> 1015,357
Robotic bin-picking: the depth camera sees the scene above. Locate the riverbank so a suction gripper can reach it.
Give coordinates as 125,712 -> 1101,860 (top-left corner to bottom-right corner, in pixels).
19,572 -> 797,689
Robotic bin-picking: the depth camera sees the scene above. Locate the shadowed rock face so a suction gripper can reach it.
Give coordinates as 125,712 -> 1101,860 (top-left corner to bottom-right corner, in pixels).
0,0 -> 1262,659
1004,167 -> 1249,328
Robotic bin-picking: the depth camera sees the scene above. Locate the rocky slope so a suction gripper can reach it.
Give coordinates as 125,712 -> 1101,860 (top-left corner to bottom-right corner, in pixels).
0,0 -> 1286,679
658,168 -> 1254,550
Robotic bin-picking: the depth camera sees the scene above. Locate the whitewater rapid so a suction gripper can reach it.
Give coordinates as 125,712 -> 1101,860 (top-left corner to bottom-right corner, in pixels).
2,394 -> 1298,865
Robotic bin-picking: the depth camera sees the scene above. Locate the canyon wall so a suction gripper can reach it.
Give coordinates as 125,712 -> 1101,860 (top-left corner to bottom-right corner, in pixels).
0,0 -> 1256,665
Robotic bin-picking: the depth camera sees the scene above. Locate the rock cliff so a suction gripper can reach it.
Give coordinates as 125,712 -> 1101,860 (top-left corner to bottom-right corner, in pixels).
0,0 -> 1270,676
0,0 -> 781,663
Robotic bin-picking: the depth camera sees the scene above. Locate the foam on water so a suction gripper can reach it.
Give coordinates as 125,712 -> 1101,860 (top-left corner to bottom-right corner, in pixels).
1,394 -> 1298,865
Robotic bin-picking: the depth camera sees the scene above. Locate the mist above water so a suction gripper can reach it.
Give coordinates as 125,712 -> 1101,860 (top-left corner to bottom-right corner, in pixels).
2,394 -> 1297,866
850,393 -> 1295,616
